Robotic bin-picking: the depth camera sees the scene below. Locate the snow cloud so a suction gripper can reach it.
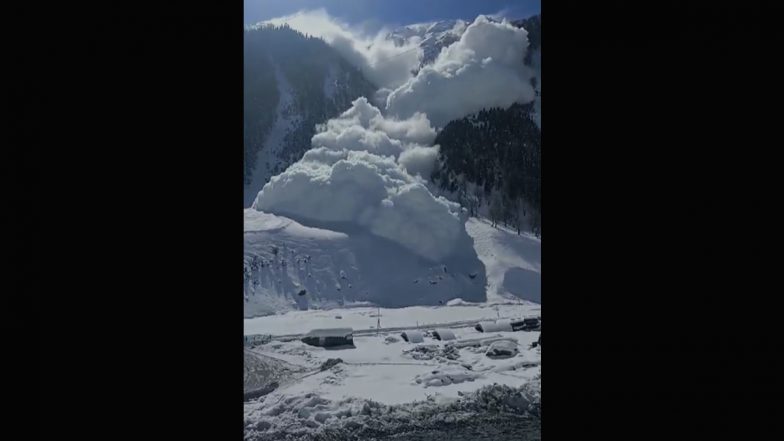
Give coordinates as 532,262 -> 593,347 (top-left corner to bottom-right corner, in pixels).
385,15 -> 536,127
263,12 -> 534,128
398,145 -> 440,179
311,97 -> 438,178
264,9 -> 422,89
252,147 -> 468,262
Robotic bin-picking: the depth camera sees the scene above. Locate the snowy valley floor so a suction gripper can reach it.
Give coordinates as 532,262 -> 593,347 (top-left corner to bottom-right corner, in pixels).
244,302 -> 541,440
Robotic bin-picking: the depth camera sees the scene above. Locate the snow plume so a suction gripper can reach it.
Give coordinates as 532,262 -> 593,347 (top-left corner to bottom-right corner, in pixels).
385,15 -> 536,127
264,9 -> 421,89
398,145 -> 440,179
253,147 -> 469,262
311,97 -> 438,171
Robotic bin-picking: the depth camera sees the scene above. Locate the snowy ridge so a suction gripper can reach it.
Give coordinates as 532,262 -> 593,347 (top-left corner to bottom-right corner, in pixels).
386,19 -> 467,67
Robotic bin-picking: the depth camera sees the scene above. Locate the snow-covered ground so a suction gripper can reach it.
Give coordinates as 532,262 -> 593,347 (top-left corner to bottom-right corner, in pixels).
248,327 -> 540,402
465,218 -> 541,304
244,301 -> 539,337
244,305 -> 541,440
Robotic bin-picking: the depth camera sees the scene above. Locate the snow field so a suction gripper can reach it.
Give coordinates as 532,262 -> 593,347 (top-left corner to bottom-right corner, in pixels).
244,322 -> 540,439
244,301 -> 539,336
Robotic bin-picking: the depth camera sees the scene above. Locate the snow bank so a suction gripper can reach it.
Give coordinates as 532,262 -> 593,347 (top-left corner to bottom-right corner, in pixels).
244,383 -> 540,441
386,15 -> 536,127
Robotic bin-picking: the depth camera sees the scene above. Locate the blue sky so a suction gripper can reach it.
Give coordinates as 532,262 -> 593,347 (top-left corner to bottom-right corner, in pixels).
245,0 -> 540,29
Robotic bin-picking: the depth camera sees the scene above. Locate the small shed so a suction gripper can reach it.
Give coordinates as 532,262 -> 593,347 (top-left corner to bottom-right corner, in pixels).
432,328 -> 456,341
301,328 -> 354,347
401,330 -> 425,343
474,320 -> 514,332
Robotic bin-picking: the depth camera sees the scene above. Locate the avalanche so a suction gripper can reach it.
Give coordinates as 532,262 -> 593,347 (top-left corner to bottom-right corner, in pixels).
245,10 -> 540,332
243,12 -> 542,440
385,15 -> 536,128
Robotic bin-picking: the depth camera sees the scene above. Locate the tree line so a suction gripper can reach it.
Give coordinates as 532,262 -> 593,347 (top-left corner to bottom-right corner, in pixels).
432,102 -> 541,237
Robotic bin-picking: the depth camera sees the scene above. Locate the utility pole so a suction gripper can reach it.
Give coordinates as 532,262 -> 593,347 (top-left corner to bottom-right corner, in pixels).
376,306 -> 381,335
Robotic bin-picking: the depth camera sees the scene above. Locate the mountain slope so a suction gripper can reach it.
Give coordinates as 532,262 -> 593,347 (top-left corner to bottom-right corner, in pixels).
244,25 -> 377,206
386,19 -> 467,67
430,15 -> 542,236
466,217 -> 541,304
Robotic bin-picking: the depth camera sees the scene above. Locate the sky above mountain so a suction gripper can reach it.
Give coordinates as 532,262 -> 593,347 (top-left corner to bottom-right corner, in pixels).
245,0 -> 540,30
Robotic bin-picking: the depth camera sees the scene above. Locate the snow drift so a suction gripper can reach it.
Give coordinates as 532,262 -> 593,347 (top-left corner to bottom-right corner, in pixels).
385,15 -> 536,127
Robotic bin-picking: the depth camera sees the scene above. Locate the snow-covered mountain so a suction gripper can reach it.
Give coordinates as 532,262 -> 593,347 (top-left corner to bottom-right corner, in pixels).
387,14 -> 540,77
430,15 -> 542,236
244,16 -> 542,317
243,14 -> 542,440
386,19 -> 467,66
